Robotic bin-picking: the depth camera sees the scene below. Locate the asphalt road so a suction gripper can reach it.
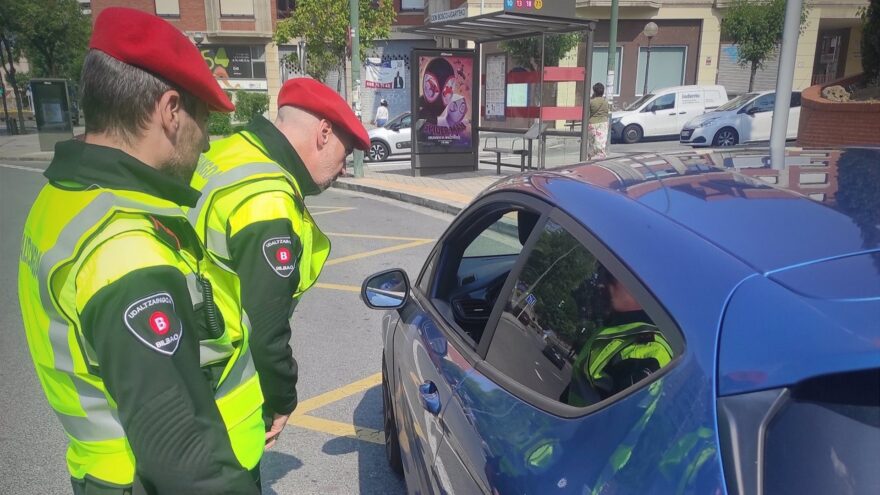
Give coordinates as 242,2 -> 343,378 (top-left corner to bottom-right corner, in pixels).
0,159 -> 452,494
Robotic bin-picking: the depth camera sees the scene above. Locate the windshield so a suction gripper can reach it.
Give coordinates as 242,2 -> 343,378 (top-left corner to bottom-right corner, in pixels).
385,113 -> 410,128
715,93 -> 759,112
624,94 -> 654,111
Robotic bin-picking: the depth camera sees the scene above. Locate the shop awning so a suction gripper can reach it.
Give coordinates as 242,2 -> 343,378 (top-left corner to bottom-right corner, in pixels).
404,11 -> 596,44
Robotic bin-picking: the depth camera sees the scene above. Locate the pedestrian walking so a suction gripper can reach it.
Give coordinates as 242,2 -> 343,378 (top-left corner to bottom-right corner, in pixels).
374,98 -> 390,127
17,8 -> 264,494
188,78 -> 369,449
588,83 -> 611,160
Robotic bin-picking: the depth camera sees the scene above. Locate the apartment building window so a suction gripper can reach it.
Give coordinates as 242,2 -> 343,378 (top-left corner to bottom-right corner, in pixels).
155,0 -> 180,17
251,46 -> 266,79
278,0 -> 296,19
220,0 -> 255,17
591,46 -> 622,96
635,46 -> 686,96
401,0 -> 424,12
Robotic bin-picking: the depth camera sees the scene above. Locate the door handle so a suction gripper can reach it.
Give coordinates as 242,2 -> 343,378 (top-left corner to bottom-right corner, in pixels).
678,112 -> 687,115
667,112 -> 676,116
419,381 -> 441,415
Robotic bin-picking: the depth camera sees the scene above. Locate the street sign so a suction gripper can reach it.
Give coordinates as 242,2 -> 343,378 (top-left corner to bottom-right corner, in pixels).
504,0 -> 574,18
429,6 -> 467,24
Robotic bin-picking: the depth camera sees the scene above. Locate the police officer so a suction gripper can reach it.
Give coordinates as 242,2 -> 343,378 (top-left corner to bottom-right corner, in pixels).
566,267 -> 674,406
18,8 -> 264,493
189,78 -> 369,447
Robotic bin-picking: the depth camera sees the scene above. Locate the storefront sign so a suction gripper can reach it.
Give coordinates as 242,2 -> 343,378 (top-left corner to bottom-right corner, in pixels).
429,6 -> 468,24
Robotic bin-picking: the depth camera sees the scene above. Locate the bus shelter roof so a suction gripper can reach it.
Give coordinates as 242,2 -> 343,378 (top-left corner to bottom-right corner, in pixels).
404,11 -> 596,44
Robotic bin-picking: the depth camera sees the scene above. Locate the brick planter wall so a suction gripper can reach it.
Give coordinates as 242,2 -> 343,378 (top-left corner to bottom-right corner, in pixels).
798,74 -> 880,147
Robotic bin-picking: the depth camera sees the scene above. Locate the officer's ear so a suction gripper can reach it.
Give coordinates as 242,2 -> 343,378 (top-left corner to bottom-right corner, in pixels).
316,119 -> 333,151
157,89 -> 185,138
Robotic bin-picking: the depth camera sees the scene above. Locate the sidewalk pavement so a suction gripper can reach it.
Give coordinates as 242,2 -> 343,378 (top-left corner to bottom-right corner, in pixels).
0,130 -> 525,216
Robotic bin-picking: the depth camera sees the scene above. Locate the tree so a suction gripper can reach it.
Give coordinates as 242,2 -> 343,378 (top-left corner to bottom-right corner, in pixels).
274,0 -> 396,83
721,0 -> 810,92
861,0 -> 880,84
14,0 -> 91,81
501,33 -> 581,72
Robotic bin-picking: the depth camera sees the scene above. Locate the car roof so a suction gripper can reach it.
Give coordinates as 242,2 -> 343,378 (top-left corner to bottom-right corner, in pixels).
486,147 -> 880,275
652,85 -> 726,94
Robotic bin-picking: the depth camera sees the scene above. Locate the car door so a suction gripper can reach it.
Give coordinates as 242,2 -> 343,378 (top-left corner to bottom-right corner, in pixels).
394,193 -> 549,493
676,89 -> 704,131
741,93 -> 775,142
641,93 -> 678,136
433,205 -> 718,494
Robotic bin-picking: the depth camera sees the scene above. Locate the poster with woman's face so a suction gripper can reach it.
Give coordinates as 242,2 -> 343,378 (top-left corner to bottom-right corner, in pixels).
416,53 -> 474,153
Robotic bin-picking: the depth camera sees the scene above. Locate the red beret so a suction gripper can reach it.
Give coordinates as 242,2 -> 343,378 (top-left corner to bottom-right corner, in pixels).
278,78 -> 370,151
89,7 -> 234,113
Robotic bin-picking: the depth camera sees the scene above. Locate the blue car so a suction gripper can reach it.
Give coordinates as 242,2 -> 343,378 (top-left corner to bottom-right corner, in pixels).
362,148 -> 880,495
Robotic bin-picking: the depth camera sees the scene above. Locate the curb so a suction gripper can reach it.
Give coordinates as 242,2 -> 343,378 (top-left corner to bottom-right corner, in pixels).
332,180 -> 464,216
0,155 -> 54,162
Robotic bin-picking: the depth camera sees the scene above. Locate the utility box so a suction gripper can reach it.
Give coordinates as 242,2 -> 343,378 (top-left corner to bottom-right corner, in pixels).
30,78 -> 74,151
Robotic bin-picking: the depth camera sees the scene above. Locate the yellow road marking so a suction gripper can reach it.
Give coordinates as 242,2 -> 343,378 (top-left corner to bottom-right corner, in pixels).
295,373 -> 382,415
326,239 -> 433,266
288,373 -> 385,444
310,207 -> 356,216
289,415 -> 384,445
314,282 -> 361,293
324,232 -> 433,242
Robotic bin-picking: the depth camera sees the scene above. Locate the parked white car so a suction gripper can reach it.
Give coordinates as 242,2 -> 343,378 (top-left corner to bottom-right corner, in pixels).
367,112 -> 411,162
679,91 -> 801,147
610,85 -> 728,144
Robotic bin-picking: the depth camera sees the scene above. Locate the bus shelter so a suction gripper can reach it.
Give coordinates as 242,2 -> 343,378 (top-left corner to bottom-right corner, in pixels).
404,5 -> 597,176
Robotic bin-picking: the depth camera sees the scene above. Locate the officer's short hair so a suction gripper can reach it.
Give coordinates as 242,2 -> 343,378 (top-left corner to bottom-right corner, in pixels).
81,49 -> 198,145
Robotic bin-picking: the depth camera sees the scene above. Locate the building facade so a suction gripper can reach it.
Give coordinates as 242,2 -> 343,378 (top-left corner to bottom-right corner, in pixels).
91,0 -> 282,117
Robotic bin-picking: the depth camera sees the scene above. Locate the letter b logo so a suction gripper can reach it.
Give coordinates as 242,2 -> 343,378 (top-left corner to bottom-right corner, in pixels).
150,312 -> 170,335
276,247 -> 291,263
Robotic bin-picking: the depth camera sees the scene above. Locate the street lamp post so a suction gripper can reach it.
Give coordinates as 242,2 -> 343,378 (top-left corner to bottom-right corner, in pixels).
297,40 -> 306,74
642,22 -> 658,95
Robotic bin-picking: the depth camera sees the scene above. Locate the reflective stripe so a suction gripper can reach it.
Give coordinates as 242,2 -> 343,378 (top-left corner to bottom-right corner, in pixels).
216,346 -> 257,399
200,340 -> 235,367
37,192 -> 183,441
188,162 -> 294,226
205,227 -> 231,260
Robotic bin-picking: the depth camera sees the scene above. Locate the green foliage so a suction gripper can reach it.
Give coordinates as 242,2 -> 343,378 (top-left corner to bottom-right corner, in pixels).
861,0 -> 880,83
721,0 -> 809,91
208,112 -> 233,136
233,91 -> 270,123
1,0 -> 91,81
501,33 -> 581,71
274,0 -> 396,80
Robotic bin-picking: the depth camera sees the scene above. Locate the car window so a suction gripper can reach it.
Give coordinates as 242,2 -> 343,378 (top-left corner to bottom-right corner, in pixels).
790,93 -> 801,108
484,218 -> 678,408
717,93 -> 758,112
647,93 -> 675,112
432,205 -> 541,346
401,115 -> 412,128
748,94 -> 776,113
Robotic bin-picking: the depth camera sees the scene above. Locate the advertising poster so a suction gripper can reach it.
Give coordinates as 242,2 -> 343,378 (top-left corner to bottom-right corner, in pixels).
365,59 -> 406,90
415,51 -> 475,153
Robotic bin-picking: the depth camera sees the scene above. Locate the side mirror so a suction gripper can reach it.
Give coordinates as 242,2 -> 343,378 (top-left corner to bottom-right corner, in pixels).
746,107 -> 760,116
362,269 -> 410,310
389,124 -> 400,131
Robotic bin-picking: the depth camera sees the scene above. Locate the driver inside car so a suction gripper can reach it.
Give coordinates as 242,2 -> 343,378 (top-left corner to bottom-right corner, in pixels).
565,266 -> 674,406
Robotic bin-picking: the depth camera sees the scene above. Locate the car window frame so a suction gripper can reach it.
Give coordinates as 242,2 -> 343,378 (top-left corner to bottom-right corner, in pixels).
416,191 -> 553,359
473,206 -> 687,418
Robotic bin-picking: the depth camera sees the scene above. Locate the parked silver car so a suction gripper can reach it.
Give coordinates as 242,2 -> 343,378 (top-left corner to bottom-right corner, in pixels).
368,112 -> 411,162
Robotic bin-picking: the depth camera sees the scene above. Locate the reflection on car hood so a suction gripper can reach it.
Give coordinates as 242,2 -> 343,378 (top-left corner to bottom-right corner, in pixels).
684,111 -> 732,127
486,148 -> 880,273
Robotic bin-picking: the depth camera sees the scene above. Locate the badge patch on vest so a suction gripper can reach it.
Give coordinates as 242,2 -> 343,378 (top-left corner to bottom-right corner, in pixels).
123,292 -> 183,355
262,236 -> 296,278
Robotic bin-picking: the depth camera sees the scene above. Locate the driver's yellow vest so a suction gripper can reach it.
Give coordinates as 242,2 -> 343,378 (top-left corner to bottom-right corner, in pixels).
188,131 -> 330,296
18,186 -> 265,485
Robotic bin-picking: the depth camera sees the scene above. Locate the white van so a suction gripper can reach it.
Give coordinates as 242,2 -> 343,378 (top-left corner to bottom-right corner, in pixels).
610,85 -> 728,144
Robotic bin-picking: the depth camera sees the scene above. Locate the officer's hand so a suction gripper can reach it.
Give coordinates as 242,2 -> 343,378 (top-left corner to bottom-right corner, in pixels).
264,413 -> 290,450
